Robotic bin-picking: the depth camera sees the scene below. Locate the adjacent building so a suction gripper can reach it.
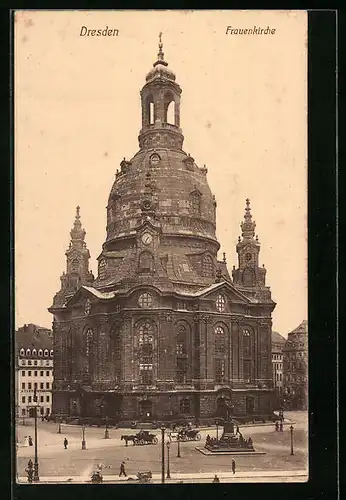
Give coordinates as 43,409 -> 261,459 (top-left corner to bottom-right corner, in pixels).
49,38 -> 277,424
282,320 -> 308,410
15,324 -> 54,418
271,331 -> 285,395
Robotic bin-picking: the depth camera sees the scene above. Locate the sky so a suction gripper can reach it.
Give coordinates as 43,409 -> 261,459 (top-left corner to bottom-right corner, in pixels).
15,10 -> 307,336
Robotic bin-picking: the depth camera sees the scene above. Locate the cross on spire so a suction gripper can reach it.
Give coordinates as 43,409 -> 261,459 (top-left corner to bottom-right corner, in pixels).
240,198 -> 256,240
157,31 -> 164,61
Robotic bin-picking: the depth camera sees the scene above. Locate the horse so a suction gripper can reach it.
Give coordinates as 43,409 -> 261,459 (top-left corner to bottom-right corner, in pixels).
121,435 -> 137,446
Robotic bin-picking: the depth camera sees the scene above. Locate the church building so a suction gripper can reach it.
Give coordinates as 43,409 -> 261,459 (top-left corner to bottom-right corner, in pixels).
49,37 -> 276,424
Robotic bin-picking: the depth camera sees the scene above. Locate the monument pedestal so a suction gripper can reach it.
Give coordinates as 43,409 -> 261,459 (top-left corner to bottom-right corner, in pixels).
204,419 -> 256,454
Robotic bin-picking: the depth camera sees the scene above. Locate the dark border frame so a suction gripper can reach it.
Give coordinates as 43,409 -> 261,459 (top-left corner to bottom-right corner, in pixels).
0,7 -> 338,500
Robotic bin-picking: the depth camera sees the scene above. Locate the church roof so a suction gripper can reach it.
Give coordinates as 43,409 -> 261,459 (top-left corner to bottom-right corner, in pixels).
288,320 -> 308,335
16,324 -> 52,350
272,331 -> 286,343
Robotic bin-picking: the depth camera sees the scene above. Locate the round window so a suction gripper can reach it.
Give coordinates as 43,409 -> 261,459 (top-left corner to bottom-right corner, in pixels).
138,293 -> 153,308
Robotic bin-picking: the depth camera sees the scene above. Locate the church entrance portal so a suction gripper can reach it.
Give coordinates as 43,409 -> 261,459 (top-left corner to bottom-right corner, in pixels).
139,400 -> 153,420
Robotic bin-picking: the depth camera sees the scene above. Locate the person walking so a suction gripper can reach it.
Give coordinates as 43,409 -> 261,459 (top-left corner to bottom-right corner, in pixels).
275,421 -> 279,431
28,435 -> 33,446
212,474 -> 220,483
64,437 -> 68,449
119,461 -> 127,477
231,459 -> 236,475
279,421 -> 283,432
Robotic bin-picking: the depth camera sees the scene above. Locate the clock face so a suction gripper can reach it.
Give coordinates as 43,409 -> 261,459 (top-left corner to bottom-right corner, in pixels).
142,233 -> 153,245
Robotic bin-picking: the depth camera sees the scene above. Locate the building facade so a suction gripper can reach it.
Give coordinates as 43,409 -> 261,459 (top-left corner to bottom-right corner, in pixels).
49,39 -> 276,424
271,331 -> 285,395
282,320 -> 308,410
15,324 -> 54,418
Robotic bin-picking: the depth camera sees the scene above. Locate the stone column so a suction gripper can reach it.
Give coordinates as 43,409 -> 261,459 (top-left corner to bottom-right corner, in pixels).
174,96 -> 180,127
122,314 -> 133,388
158,312 -> 174,384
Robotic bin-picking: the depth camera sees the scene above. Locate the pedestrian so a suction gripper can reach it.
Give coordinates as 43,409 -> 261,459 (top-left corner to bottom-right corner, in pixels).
119,461 -> 127,477
212,474 -> 220,483
275,421 -> 279,431
28,435 -> 33,446
64,437 -> 68,449
279,421 -> 283,432
231,459 -> 236,474
23,436 -> 29,447
26,459 -> 33,483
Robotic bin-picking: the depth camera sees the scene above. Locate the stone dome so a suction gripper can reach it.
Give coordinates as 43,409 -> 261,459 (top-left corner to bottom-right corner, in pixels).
146,62 -> 176,82
106,147 -> 217,248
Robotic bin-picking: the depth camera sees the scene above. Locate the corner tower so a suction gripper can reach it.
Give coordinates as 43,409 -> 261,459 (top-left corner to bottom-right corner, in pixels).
52,207 -> 94,307
232,198 -> 267,288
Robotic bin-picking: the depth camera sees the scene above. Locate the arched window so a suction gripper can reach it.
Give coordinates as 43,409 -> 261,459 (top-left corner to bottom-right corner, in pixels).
164,92 -> 175,124
38,349 -> 43,357
145,95 -> 155,125
32,349 -> 37,356
138,292 -> 153,308
149,102 -> 155,124
99,259 -> 107,280
26,349 -> 31,357
137,320 -> 155,385
202,255 -> 213,277
176,323 -> 188,383
20,349 -> 25,356
44,349 -> 49,357
50,350 -> 54,357
214,326 -> 225,354
243,328 -> 253,381
216,294 -> 226,312
139,252 -> 154,272
165,100 -> 175,124
214,325 -> 227,383
190,191 -> 201,216
85,329 -> 93,357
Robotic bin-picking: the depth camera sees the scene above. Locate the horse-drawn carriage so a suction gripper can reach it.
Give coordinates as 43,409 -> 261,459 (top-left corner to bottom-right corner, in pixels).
168,428 -> 201,442
121,430 -> 158,446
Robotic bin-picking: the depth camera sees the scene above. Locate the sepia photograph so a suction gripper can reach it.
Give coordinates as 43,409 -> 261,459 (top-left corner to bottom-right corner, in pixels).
14,9 -> 308,484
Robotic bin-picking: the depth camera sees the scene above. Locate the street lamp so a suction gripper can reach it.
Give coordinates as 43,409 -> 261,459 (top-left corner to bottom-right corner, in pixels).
82,424 -> 87,450
166,441 -> 171,479
104,415 -> 109,439
58,416 -> 62,434
33,388 -> 39,482
161,425 -> 166,484
290,425 -> 294,455
216,420 -> 219,441
177,435 -> 181,458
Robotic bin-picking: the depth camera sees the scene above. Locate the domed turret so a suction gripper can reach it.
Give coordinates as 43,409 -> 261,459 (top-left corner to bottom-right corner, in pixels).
145,33 -> 176,82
